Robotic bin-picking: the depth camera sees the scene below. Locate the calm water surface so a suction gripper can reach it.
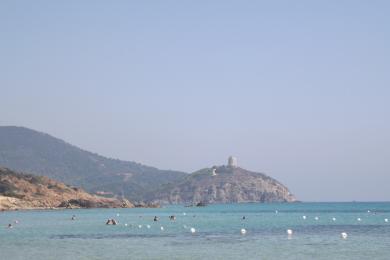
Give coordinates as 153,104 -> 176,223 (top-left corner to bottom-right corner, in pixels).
1,203 -> 390,259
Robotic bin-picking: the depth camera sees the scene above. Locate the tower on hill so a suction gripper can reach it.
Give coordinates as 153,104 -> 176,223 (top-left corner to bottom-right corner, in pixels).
228,156 -> 237,168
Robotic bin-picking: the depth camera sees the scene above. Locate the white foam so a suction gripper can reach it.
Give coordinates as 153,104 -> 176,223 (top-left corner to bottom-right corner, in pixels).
315,216 -> 319,221
341,232 -> 348,239
138,225 -> 142,228
147,225 -> 151,229
302,215 -> 306,220
332,217 -> 336,221
357,218 -> 362,222
287,229 -> 293,235
160,226 -> 164,231
190,227 -> 196,233
385,218 -> 388,223
240,228 -> 247,235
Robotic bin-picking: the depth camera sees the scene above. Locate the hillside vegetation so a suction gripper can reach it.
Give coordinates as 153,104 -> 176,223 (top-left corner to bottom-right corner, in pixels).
0,126 -> 186,202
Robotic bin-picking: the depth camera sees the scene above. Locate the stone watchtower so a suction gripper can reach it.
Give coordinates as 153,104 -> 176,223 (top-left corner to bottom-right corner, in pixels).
228,156 -> 238,168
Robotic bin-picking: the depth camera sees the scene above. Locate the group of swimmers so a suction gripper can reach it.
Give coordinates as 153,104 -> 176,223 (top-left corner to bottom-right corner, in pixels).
105,215 -> 174,225
67,214 -> 175,225
153,215 -> 177,222
5,212 -> 240,230
103,213 -> 241,226
6,220 -> 19,228
106,219 -> 118,225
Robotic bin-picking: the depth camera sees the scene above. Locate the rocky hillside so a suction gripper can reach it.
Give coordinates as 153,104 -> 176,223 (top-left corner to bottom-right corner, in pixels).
0,126 -> 297,205
0,167 -> 133,210
0,126 -> 186,201
149,165 -> 296,204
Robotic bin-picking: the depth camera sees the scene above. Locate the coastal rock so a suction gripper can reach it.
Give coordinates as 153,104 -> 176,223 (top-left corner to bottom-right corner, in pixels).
0,167 -> 134,210
150,166 -> 296,204
133,202 -> 161,208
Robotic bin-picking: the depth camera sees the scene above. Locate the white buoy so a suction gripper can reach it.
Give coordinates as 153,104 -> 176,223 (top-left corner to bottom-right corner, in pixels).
315,216 -> 319,221
341,232 -> 348,239
160,226 -> 164,231
332,217 -> 336,221
190,227 -> 196,233
240,228 -> 247,235
146,225 -> 151,229
385,218 -> 388,223
287,229 -> 293,235
302,215 -> 306,220
357,218 -> 362,222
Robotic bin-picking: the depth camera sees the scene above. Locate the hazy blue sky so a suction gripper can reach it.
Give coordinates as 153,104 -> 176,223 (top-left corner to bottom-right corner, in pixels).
1,1 -> 389,201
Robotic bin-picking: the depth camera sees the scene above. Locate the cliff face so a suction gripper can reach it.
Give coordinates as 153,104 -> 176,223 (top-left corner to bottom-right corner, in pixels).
150,166 -> 296,204
0,167 -> 133,210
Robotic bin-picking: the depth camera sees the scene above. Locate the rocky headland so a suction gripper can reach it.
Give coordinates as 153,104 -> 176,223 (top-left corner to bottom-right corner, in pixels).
0,167 -> 133,211
149,162 -> 296,204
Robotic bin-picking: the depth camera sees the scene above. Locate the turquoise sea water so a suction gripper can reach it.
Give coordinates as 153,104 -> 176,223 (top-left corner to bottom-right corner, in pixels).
1,203 -> 390,259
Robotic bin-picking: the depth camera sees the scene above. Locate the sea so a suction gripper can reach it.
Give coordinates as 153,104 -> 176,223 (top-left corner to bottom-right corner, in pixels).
1,202 -> 390,260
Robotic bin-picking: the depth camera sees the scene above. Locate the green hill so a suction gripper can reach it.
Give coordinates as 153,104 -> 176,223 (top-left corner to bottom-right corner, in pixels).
0,126 -> 186,202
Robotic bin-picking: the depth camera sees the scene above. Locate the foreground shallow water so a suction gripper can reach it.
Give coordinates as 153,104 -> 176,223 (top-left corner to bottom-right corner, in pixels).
1,202 -> 390,259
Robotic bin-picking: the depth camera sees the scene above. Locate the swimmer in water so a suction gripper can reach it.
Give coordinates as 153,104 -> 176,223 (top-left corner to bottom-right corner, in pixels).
8,224 -> 13,229
242,216 -> 246,220
154,216 -> 159,222
71,215 -> 76,220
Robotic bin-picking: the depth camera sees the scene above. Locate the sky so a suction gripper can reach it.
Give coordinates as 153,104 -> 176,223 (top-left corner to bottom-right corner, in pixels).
1,1 -> 389,201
